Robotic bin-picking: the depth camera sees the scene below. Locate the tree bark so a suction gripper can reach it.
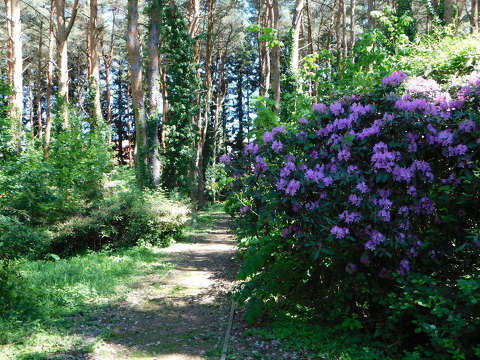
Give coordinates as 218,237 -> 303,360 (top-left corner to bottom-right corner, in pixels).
367,0 -> 375,29
305,0 -> 314,55
35,21 -> 43,139
126,73 -> 133,167
472,0 -> 479,31
341,0 -> 347,58
350,0 -> 356,52
147,1 -> 161,187
444,0 -> 453,24
270,0 -> 281,114
102,10 -> 116,134
55,0 -> 80,128
45,0 -> 54,159
159,62 -> 168,153
290,0 -> 305,74
258,0 -> 271,97
5,0 -> 23,153
127,0 -> 148,187
28,70 -> 34,140
88,0 -> 103,128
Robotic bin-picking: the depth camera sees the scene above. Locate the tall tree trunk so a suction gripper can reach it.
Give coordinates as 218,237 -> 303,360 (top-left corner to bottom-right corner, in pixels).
197,0 -> 215,208
35,21 -> 43,139
28,71 -> 34,140
45,0 -> 54,159
335,0 -> 342,60
126,74 -> 133,167
159,62 -> 168,153
127,0 -> 148,187
55,0 -> 79,128
350,0 -> 356,52
290,0 -> 305,74
444,0 -> 453,24
367,0 -> 375,29
258,0 -> 271,97
102,11 -> 116,131
116,65 -> 124,164
5,0 -> 23,153
270,0 -> 281,114
305,0 -> 314,54
472,0 -> 479,31
327,0 -> 338,51
147,1 -> 162,187
341,0 -> 347,58
88,0 -> 103,128
212,52 -> 227,169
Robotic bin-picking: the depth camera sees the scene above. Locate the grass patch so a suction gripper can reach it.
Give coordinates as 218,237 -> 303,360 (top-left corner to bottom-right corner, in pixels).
0,245 -> 173,359
181,202 -> 225,241
244,312 -> 392,360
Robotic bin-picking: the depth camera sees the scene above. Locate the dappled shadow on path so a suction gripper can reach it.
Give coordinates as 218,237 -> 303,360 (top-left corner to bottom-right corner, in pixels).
17,211 -> 238,360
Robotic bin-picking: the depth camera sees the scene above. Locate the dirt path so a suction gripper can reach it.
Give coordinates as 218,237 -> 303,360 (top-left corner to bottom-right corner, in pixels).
86,211 -> 238,360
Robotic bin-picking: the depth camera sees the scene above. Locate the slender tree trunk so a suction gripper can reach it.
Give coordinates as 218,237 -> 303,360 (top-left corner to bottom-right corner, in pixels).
367,0 -> 374,29
88,0 -> 103,128
159,62 -> 168,153
341,0 -> 347,58
126,74 -> 133,167
116,66 -> 124,164
147,1 -> 162,187
127,0 -> 148,187
270,0 -> 281,114
258,0 -> 271,97
305,0 -> 314,54
335,0 -> 342,60
28,71 -> 34,140
212,52 -> 226,169
5,0 -> 23,153
197,0 -> 215,208
472,0 -> 479,32
350,0 -> 356,52
55,0 -> 80,128
45,0 -> 54,159
327,0 -> 338,51
35,21 -> 43,139
444,0 -> 453,24
102,11 -> 116,141
290,0 -> 305,74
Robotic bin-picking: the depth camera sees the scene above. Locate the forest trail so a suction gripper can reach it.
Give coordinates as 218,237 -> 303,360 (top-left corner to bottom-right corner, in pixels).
87,211 -> 238,360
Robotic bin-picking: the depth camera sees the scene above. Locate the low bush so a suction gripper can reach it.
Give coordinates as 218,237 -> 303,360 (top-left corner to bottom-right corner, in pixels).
49,189 -> 190,256
224,71 -> 480,358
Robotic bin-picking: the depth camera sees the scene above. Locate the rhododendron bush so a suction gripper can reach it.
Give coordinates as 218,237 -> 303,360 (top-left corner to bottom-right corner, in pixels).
223,71 -> 480,358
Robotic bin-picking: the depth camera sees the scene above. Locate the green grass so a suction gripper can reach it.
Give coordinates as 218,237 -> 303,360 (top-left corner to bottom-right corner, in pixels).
0,245 -> 173,359
243,312 -> 392,360
181,202 -> 225,240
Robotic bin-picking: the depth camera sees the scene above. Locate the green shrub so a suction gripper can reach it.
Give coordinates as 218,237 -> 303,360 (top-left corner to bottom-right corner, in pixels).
49,189 -> 190,256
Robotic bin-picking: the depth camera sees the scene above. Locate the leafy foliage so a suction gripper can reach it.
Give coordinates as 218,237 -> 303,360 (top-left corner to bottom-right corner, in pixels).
224,70 -> 480,358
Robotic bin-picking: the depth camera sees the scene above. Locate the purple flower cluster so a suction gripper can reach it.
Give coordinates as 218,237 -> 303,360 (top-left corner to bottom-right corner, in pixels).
244,142 -> 259,155
219,154 -> 231,164
254,156 -> 268,174
285,179 -> 301,196
365,230 -> 386,251
331,225 -> 350,239
405,77 -> 440,95
272,140 -> 283,153
382,70 -> 408,87
339,210 -> 362,223
371,142 -> 396,173
312,103 -> 327,113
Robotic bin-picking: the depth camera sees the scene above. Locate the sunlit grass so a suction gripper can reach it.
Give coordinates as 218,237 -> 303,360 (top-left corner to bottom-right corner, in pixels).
181,202 -> 226,240
0,245 -> 173,359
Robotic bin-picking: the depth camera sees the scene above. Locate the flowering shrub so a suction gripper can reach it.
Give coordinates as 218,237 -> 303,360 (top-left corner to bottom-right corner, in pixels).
224,71 -> 480,358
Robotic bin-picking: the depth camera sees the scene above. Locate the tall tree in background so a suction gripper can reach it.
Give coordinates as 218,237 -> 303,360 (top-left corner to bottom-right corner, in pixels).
147,0 -> 162,186
472,0 -> 479,31
127,0 -> 148,187
270,0 -> 281,113
4,0 -> 23,153
88,0 -> 103,128
290,0 -> 305,74
55,0 -> 79,127
45,0 -> 55,159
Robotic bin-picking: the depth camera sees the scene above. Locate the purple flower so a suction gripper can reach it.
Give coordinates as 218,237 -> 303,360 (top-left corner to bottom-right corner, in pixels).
393,166 -> 413,183
337,148 -> 351,161
458,120 -> 476,133
371,142 -> 395,173
272,140 -> 283,153
240,205 -> 249,214
347,165 -> 358,175
448,144 -> 468,157
406,77 -> 440,95
272,125 -> 286,135
330,225 -> 350,239
398,206 -> 409,215
416,196 -> 434,215
349,194 -> 363,206
312,103 -> 327,112
378,208 -> 391,222
356,182 -> 369,194
407,185 -> 417,196
339,210 -> 362,223
276,179 -> 287,190
254,156 -> 268,174
219,154 -> 231,164
280,161 -> 296,178
311,150 -> 319,159
365,230 -> 385,251
285,179 -> 301,196
396,259 -> 410,276
330,101 -> 344,116
244,142 -> 259,155
345,263 -> 357,273
467,72 -> 480,87
263,131 -> 274,143
299,117 -> 308,124
382,70 -> 408,87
